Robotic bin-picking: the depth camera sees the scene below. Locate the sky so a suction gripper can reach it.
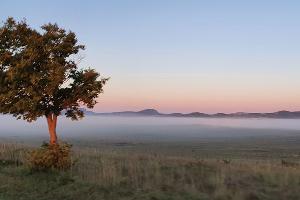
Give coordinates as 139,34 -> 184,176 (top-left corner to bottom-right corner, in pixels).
1,0 -> 300,113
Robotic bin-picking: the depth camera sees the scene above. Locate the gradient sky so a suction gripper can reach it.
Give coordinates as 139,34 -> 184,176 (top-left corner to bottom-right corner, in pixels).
1,0 -> 300,113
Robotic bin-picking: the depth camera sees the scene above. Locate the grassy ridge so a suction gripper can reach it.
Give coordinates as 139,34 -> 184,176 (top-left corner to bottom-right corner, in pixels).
0,143 -> 300,200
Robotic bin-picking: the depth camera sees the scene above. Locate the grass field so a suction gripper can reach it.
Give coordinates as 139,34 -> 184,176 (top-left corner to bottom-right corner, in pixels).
0,142 -> 300,200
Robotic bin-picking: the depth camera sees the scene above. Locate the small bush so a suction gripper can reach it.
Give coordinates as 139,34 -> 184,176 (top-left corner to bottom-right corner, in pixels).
27,142 -> 72,171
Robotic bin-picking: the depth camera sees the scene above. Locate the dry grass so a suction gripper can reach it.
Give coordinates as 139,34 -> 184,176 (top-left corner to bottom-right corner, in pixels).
72,147 -> 300,199
1,143 -> 300,200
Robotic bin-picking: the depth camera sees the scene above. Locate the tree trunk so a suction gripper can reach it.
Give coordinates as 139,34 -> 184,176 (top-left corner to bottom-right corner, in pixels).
46,113 -> 58,145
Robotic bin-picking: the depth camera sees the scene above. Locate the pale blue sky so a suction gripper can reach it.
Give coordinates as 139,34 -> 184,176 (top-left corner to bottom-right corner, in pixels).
1,0 -> 300,113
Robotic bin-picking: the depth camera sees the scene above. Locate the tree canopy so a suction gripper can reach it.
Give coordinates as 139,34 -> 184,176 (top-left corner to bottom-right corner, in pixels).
0,18 -> 108,122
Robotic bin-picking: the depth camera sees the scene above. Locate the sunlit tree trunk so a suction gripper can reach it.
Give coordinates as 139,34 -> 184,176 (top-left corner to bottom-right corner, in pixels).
46,113 -> 58,144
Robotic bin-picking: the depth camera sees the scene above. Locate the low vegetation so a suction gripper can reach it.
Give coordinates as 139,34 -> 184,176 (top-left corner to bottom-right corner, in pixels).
27,142 -> 73,171
0,143 -> 300,200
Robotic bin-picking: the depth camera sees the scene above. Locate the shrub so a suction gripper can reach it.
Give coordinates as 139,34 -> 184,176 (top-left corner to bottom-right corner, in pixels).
27,142 -> 72,171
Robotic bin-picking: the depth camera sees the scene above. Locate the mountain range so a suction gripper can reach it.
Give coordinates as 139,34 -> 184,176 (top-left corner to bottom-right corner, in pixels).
83,109 -> 300,119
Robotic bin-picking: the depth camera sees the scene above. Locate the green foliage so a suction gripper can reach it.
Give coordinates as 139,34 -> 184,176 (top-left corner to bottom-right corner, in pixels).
26,142 -> 73,171
0,17 -> 108,121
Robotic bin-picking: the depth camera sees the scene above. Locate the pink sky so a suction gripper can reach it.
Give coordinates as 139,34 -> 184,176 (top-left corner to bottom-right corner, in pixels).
93,73 -> 300,114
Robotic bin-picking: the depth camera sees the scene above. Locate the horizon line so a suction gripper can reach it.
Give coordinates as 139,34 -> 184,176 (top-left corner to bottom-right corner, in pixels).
90,108 -> 300,115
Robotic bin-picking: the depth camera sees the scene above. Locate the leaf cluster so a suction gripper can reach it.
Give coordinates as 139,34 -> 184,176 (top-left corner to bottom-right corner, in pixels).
0,18 -> 108,121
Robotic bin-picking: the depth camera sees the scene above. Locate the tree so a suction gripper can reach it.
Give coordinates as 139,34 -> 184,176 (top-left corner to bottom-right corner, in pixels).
0,18 -> 108,144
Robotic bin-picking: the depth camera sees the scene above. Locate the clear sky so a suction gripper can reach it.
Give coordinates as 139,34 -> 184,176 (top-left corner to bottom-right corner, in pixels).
1,0 -> 300,113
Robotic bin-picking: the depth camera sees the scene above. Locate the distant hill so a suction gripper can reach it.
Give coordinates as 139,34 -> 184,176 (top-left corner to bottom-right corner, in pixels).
82,109 -> 300,119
